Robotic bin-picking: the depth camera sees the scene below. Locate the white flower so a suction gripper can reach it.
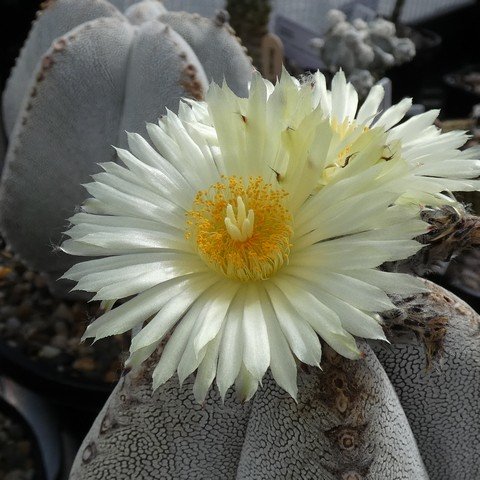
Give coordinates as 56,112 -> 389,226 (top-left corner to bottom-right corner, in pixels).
61,72 -> 427,403
310,70 -> 480,206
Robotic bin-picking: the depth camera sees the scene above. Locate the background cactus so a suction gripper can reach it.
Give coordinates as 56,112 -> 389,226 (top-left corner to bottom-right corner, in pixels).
312,9 -> 415,98
226,0 -> 271,71
0,0 -> 252,296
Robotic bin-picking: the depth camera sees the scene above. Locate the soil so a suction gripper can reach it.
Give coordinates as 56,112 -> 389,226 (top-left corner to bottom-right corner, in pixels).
0,238 -> 129,386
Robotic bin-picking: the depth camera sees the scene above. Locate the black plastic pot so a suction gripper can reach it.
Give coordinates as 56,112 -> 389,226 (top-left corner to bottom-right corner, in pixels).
0,397 -> 47,480
443,64 -> 480,118
0,375 -> 68,480
0,340 -> 115,413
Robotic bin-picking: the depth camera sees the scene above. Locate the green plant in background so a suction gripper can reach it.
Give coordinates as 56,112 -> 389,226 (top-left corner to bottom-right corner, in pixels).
226,0 -> 271,70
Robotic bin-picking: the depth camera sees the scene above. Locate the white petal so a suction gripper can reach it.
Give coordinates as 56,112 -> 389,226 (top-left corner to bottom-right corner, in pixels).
82,274 -> 202,340
274,276 -> 361,359
176,307 -> 209,385
206,82 -> 248,177
259,289 -> 298,399
346,269 -> 427,295
126,342 -> 159,369
152,301 -> 203,389
265,282 -> 322,366
311,71 -> 330,114
356,84 -> 384,124
344,82 -> 359,121
115,146 -> 193,209
331,70 -> 348,122
288,268 -> 395,312
235,363 -> 259,402
242,284 -> 270,381
216,288 -> 246,400
82,179 -> 185,227
387,109 -> 439,143
314,290 -> 386,339
273,277 -> 343,334
193,330 -> 224,403
73,258 -> 206,300
193,282 -> 240,354
374,97 -> 412,131
130,275 -> 219,352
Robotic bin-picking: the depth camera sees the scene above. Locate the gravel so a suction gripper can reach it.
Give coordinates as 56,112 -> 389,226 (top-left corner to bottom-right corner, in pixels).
0,238 -> 129,385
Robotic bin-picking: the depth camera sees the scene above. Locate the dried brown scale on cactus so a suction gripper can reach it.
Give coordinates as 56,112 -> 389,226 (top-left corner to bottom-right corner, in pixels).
383,277 -> 480,368
372,279 -> 480,479
386,205 -> 480,275
180,63 -> 204,101
298,348 -> 376,478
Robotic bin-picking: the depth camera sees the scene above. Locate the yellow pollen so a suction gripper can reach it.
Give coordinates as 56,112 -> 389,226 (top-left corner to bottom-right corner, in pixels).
186,176 -> 293,282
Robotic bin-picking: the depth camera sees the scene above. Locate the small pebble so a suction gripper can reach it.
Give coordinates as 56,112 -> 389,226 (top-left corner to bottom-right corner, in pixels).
53,320 -> 68,335
22,271 -> 35,282
4,469 -> 33,480
73,357 -> 96,372
104,370 -> 119,383
0,239 -> 127,387
0,266 -> 12,279
53,303 -> 74,321
38,345 -> 61,359
50,334 -> 68,349
16,301 -> 32,319
5,317 -> 21,333
33,274 -> 47,289
16,440 -> 31,455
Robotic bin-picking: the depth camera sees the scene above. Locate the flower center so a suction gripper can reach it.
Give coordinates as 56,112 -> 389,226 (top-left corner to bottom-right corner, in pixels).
186,176 -> 293,282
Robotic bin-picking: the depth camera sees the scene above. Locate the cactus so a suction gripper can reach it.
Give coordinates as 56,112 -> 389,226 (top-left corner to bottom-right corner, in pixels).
373,280 -> 480,479
0,0 -> 252,296
226,0 -> 271,70
69,342 -> 429,479
312,10 -> 415,97
66,279 -> 479,479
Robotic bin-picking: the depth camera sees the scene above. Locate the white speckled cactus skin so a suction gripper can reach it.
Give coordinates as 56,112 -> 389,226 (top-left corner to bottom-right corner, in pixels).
69,342 -> 429,480
373,280 -> 480,480
68,279 -> 480,480
0,0 -> 252,295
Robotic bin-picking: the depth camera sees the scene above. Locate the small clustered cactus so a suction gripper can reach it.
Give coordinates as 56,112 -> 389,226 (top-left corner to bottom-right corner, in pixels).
312,9 -> 415,97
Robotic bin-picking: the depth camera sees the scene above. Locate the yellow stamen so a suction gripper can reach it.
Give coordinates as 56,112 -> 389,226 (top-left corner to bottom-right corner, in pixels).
186,176 -> 293,282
